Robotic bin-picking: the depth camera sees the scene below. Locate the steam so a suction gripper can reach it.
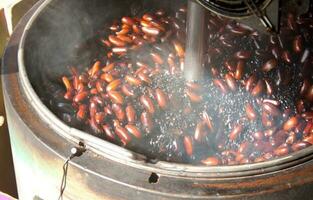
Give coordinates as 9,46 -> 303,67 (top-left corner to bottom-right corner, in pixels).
22,0 -> 312,165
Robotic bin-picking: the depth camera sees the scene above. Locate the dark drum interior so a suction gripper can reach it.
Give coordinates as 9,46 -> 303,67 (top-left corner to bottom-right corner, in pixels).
24,0 -> 184,91
23,0 -> 185,159
22,0 -> 313,166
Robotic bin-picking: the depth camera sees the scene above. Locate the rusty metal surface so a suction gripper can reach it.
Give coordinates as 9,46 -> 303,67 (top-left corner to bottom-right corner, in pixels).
0,7 -> 18,199
2,0 -> 313,199
0,64 -> 17,198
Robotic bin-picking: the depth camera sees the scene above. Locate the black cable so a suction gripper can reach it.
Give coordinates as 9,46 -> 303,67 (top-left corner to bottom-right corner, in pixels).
58,146 -> 86,200
58,158 -> 70,200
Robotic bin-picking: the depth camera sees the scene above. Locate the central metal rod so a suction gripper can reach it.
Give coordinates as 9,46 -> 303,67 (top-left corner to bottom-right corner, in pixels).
184,0 -> 207,81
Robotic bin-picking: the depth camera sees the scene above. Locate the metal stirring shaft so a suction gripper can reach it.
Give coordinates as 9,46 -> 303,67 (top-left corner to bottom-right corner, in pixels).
184,0 -> 207,81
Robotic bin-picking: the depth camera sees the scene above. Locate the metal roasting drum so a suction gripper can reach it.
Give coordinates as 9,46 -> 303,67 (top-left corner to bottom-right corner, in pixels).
2,0 -> 313,199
